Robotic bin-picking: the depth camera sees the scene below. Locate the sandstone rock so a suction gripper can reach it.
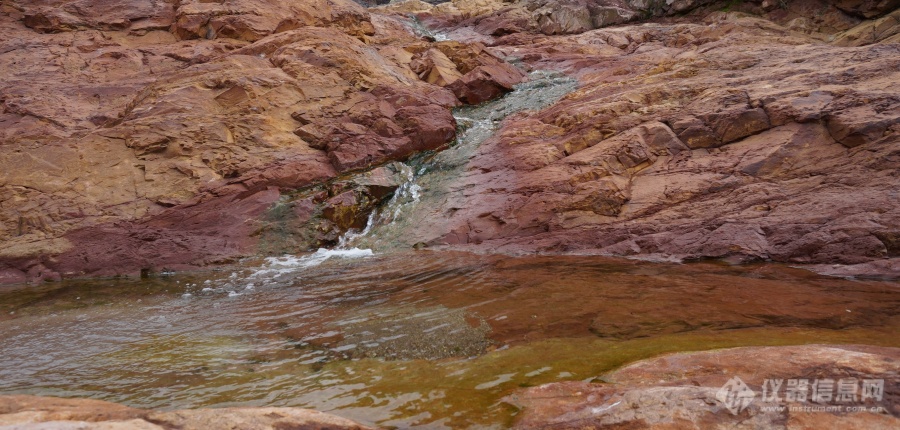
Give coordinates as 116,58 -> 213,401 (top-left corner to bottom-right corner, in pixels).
0,395 -> 372,429
448,62 -> 526,104
3,0 -> 900,281
13,0 -> 175,33
532,0 -> 594,35
0,0 -> 479,281
172,0 -> 376,41
408,40 -> 527,104
832,0 -> 900,18
506,344 -> 900,429
147,407 -> 372,430
380,16 -> 900,271
411,47 -> 465,85
833,8 -> 900,46
826,105 -> 900,148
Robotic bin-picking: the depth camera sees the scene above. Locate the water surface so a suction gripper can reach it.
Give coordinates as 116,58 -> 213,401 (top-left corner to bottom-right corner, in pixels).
1,251 -> 898,428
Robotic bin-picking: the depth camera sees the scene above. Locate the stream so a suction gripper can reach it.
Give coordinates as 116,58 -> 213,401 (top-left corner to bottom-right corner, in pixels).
0,252 -> 898,428
0,18 -> 898,430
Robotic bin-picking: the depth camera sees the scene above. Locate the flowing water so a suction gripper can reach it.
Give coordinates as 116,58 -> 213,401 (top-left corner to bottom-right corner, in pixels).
340,70 -> 578,251
2,26 -> 899,430
0,251 -> 898,428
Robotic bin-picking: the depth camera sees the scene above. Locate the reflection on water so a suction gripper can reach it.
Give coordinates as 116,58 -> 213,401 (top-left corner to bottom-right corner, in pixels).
0,251 -> 898,428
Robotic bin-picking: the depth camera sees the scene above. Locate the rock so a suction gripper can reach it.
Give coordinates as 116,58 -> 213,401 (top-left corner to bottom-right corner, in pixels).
411,47 -> 465,86
833,8 -> 900,46
533,1 -> 594,35
831,0 -> 900,19
0,0 -> 479,281
386,14 -> 900,271
409,41 -> 527,104
826,105 -> 900,148
172,0 -> 376,41
322,190 -> 372,230
590,6 -> 639,27
435,41 -> 527,103
506,344 -> 900,429
0,395 -> 372,429
2,0 -> 900,281
147,407 -> 372,430
448,62 -> 526,104
14,0 -> 176,33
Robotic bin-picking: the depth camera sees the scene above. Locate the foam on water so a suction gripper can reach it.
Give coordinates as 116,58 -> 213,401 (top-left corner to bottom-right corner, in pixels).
339,70 -> 579,250
257,248 -> 374,274
193,248 -> 377,295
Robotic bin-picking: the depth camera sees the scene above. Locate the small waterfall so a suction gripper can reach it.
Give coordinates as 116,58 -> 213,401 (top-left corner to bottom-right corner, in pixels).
336,163 -> 420,249
249,26 -> 578,274
404,15 -> 451,41
340,70 -> 578,250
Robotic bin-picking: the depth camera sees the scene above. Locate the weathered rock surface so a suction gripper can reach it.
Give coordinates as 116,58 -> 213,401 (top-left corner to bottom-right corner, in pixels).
0,0 -> 526,282
506,344 -> 900,429
1,0 -> 899,282
0,395 -> 372,429
383,11 -> 900,275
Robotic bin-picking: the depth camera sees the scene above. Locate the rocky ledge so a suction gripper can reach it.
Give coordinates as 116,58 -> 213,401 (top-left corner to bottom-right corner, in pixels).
506,344 -> 900,429
1,0 -> 899,283
0,395 -> 371,429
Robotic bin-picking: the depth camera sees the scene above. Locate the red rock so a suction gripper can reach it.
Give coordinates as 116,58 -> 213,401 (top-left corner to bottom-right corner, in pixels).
507,344 -> 900,429
377,14 -> 900,273
448,63 -> 526,104
14,0 -> 175,33
172,0 -> 375,41
832,0 -> 900,18
0,395 -> 372,429
2,0 -> 900,282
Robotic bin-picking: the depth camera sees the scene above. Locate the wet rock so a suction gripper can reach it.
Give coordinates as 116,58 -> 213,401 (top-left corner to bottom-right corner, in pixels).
506,344 -> 900,429
322,190 -> 373,231
0,395 -> 372,429
346,164 -> 410,199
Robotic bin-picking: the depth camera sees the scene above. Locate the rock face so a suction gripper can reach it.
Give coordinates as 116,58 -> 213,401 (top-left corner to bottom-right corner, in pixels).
381,9 -> 900,275
1,0 -> 899,282
0,395 -> 372,429
0,0 -> 523,282
506,344 -> 900,429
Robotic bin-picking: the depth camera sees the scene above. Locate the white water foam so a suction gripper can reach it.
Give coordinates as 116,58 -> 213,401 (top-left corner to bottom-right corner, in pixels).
258,248 -> 374,275
207,248 -> 377,294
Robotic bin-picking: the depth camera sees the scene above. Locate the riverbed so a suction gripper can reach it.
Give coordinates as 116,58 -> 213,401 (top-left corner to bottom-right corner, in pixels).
1,251 -> 897,428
